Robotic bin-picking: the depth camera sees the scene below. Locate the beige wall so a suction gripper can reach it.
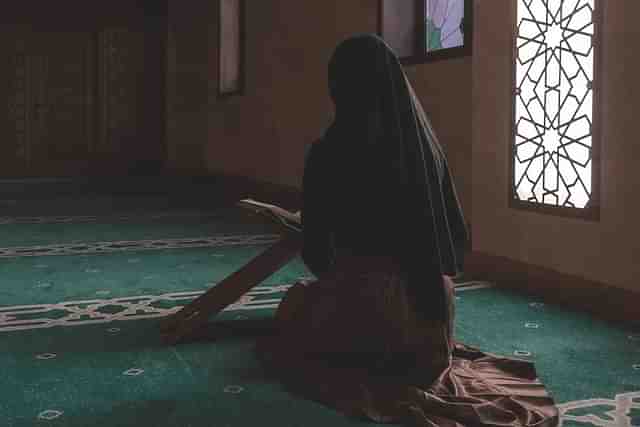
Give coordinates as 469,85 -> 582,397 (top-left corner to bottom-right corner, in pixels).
472,0 -> 640,293
407,58 -> 473,224
166,0 -> 473,224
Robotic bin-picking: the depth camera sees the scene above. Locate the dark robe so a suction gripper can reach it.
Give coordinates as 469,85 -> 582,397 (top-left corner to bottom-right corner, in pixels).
256,34 -> 559,427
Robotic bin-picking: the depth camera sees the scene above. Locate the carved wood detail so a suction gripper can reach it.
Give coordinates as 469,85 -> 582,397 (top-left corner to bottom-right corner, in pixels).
0,26 -> 30,175
98,28 -> 145,162
0,9 -> 165,178
26,31 -> 95,176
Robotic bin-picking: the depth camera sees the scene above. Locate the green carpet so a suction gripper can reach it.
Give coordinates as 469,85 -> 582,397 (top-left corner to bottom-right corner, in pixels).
0,210 -> 271,248
1,199 -> 638,426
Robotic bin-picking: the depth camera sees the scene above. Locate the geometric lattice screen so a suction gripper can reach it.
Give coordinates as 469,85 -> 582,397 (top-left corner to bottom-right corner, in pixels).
514,0 -> 595,208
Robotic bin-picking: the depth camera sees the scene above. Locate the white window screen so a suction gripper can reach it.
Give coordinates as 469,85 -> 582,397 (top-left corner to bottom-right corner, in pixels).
514,0 -> 595,208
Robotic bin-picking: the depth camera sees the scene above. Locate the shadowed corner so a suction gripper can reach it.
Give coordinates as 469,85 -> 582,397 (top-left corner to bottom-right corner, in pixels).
187,318 -> 280,342
2,319 -> 173,355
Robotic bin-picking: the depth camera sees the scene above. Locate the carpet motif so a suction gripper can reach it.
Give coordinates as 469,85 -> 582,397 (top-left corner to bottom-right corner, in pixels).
0,234 -> 281,258
0,282 -> 493,332
0,283 -> 294,332
557,391 -> 640,426
0,212 -> 225,225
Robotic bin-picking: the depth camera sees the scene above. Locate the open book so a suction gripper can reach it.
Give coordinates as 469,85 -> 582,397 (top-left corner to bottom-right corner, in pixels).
237,199 -> 302,233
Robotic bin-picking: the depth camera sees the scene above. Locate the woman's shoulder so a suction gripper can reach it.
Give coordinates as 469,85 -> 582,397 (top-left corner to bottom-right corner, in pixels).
303,139 -> 336,189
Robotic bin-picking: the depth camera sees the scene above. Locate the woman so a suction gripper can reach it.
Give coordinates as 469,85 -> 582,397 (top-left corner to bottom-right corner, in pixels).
256,34 -> 558,426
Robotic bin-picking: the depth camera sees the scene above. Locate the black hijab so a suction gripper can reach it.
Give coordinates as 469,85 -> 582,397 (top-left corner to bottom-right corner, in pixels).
322,34 -> 468,321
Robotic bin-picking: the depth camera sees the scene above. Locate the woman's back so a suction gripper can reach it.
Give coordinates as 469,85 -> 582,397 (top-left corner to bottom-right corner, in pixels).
305,140 -> 407,257
257,34 -> 558,427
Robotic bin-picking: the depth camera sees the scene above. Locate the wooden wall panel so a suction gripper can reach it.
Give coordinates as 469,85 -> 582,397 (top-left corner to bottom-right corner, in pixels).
0,25 -> 30,176
0,0 -> 167,178
95,28 -> 146,174
28,30 -> 95,176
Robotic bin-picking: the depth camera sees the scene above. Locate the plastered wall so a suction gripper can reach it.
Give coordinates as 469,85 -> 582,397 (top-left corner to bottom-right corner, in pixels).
166,0 -> 473,223
472,0 -> 640,293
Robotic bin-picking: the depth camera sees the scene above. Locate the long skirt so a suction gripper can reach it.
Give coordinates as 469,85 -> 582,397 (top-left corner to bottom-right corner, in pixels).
255,255 -> 559,426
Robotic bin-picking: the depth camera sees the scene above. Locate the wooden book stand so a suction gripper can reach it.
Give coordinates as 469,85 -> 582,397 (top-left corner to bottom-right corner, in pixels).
160,204 -> 303,345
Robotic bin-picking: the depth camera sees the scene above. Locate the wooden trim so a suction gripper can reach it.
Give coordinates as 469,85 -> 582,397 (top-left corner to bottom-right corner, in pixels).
509,199 -> 600,221
508,0 -> 518,215
590,0 -> 604,218
416,0 -> 426,57
401,45 -> 471,66
508,0 -> 601,221
463,0 -> 474,54
464,251 -> 639,327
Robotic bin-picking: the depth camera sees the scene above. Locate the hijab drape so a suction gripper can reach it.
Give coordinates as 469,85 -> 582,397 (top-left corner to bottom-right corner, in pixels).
322,34 -> 468,321
275,36 -> 557,427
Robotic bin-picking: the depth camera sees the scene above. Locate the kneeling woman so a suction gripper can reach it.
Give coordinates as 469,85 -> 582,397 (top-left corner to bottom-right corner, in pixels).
257,34 -> 558,427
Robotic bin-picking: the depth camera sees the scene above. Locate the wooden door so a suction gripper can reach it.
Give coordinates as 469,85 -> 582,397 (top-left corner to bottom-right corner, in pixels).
94,27 -> 146,175
0,1 -> 167,179
0,25 -> 30,176
28,29 -> 96,177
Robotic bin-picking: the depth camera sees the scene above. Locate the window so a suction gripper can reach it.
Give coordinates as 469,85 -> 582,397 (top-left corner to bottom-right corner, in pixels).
425,0 -> 467,53
379,0 -> 473,64
511,0 -> 600,219
219,0 -> 244,96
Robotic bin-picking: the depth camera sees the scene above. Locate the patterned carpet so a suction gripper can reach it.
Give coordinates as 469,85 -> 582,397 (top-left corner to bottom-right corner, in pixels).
0,195 -> 638,426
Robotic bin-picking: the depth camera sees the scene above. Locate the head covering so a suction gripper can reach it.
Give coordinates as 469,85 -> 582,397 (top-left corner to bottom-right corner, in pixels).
323,34 -> 468,321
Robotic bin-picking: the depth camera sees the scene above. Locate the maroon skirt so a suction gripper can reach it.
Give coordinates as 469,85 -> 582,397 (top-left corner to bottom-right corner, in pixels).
256,255 -> 559,426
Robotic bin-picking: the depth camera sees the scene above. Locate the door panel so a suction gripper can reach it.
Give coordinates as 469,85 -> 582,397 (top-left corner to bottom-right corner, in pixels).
0,1 -> 167,179
28,30 -> 95,177
0,25 -> 30,176
95,27 -> 145,174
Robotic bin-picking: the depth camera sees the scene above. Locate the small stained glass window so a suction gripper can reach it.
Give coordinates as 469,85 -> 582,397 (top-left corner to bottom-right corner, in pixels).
380,0 -> 471,63
425,0 -> 466,52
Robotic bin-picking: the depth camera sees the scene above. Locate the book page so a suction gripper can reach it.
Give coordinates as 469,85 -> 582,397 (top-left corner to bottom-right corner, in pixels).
237,199 -> 301,232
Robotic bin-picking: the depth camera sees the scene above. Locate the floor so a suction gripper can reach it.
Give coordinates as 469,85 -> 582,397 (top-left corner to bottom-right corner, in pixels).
0,182 -> 638,426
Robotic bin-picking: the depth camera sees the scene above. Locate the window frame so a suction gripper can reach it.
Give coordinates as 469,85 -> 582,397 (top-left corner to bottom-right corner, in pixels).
378,0 -> 474,65
508,0 -> 602,221
218,0 -> 246,97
